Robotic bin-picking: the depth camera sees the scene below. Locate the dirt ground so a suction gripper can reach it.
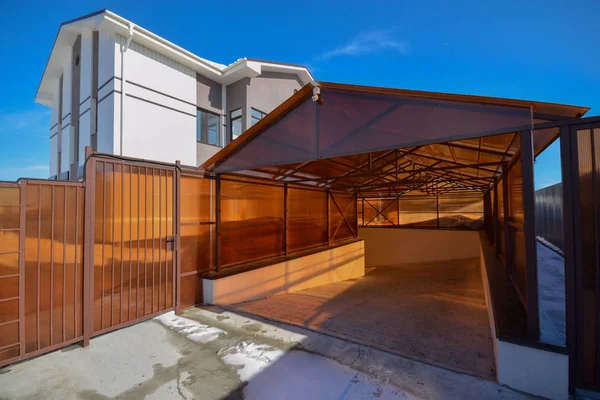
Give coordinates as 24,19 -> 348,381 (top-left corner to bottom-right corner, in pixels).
231,258 -> 496,380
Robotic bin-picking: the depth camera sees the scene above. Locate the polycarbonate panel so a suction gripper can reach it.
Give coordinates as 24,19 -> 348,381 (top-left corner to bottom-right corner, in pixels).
288,188 -> 327,252
329,192 -> 356,241
21,182 -> 84,356
363,198 -> 398,226
508,157 -> 524,224
0,182 -> 19,353
399,194 -> 437,227
181,176 -> 214,223
217,98 -> 318,173
438,195 -> 484,229
93,161 -> 175,334
220,179 -> 284,266
510,228 -> 527,305
497,178 -> 504,218
180,224 -> 213,274
180,274 -> 202,310
319,87 -> 532,159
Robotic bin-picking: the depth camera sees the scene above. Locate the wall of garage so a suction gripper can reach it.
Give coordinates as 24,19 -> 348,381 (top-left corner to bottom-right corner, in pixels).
358,228 -> 480,267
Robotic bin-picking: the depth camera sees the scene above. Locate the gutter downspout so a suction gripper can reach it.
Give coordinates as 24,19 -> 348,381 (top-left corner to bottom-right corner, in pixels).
119,22 -> 134,156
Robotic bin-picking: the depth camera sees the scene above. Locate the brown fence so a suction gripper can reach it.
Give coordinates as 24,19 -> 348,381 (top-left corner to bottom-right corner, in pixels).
0,179 -> 84,367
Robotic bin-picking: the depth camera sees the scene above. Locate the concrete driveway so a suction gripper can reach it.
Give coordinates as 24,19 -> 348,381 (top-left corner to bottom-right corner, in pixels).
231,258 -> 495,380
0,306 -> 533,400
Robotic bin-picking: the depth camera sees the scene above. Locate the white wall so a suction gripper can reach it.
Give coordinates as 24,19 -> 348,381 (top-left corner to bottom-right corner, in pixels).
358,228 -> 480,266
98,32 -> 116,88
49,134 -> 58,177
204,240 -> 365,305
78,30 -> 93,166
118,38 -> 196,165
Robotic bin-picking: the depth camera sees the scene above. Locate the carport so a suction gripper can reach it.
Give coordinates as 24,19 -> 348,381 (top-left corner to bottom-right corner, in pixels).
197,82 -> 588,388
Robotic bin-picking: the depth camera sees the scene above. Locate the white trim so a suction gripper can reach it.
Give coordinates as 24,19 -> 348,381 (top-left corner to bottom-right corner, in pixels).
36,10 -> 313,106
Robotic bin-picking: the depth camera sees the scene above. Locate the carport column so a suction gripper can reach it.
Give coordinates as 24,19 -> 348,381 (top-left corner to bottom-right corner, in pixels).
327,189 -> 331,246
559,124 -> 579,391
502,165 -> 510,278
493,179 -> 499,249
520,129 -> 540,340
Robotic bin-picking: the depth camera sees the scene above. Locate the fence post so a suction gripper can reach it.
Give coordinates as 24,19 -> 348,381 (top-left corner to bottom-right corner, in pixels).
82,146 -> 95,347
18,179 -> 27,359
175,161 -> 181,314
520,129 -> 540,340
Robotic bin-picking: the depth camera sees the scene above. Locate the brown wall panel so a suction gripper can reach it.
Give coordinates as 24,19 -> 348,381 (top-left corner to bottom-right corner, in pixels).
287,188 -> 327,252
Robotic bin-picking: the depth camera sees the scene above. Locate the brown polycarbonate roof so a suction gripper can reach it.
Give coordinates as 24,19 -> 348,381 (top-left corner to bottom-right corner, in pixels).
202,81 -> 589,196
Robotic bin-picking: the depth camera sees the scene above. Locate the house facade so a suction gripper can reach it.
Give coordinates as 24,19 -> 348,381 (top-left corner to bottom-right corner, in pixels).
35,10 -> 313,180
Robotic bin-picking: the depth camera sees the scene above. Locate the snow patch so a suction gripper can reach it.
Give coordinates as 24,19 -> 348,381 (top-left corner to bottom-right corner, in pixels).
218,341 -> 285,382
155,311 -> 226,343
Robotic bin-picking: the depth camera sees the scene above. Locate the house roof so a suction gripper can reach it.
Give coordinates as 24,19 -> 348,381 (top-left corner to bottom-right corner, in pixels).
201,81 -> 590,180
35,10 -> 314,106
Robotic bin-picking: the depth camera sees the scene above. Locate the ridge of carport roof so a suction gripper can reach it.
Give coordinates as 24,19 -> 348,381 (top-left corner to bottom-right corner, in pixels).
202,81 -> 589,176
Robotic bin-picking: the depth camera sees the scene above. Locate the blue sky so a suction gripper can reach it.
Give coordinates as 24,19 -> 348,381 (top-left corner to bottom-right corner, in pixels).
1,0 -> 598,188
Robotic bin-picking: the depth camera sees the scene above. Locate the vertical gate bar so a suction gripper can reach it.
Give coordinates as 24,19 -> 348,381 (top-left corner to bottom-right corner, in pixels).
111,162 -> 115,327
151,168 -> 155,313
144,167 -> 148,316
520,129 -> 540,340
174,162 -> 181,313
129,167 -> 132,321
18,180 -> 26,358
120,165 -> 124,324
136,167 -> 140,319
502,165 -> 510,278
63,186 -> 67,342
101,162 -> 106,330
284,183 -> 288,256
50,185 -> 54,346
74,186 -> 79,340
215,174 -> 221,272
158,169 -> 162,310
82,146 -> 94,346
37,185 -> 41,350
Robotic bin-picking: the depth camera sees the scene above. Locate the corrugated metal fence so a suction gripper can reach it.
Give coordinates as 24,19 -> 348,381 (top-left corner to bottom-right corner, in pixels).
534,182 -> 563,251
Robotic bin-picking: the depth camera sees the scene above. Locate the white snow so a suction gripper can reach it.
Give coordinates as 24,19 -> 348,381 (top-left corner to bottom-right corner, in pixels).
155,311 -> 226,343
239,349 -> 415,400
218,341 -> 285,382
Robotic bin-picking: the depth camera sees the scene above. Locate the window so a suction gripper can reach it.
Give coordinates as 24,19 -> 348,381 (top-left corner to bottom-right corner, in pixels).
230,108 -> 242,141
197,109 -> 220,146
251,108 -> 267,126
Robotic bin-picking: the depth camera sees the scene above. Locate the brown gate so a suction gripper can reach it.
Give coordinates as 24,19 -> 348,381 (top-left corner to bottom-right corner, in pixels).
85,155 -> 178,338
0,179 -> 84,367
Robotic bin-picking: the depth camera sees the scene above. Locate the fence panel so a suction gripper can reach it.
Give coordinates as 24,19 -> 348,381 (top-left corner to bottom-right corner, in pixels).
0,183 -> 21,365
0,180 -> 85,369
179,172 -> 214,310
534,182 -> 563,251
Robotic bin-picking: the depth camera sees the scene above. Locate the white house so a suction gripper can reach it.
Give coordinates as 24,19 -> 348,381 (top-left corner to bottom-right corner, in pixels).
35,9 -> 314,180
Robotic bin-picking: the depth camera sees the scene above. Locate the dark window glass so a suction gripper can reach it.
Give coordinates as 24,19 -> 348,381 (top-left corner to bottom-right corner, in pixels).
197,109 -> 220,146
230,108 -> 243,141
251,108 -> 267,126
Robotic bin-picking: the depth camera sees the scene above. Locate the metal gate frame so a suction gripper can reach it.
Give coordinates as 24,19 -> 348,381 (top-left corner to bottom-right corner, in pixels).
82,148 -> 181,345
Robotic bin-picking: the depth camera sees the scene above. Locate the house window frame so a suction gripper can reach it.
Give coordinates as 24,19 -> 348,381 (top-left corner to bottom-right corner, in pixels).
230,108 -> 243,142
197,108 -> 221,147
250,108 -> 267,126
